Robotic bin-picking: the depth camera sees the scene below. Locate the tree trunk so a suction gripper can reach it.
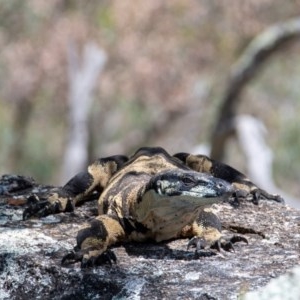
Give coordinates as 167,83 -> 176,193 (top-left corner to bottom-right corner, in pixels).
60,42 -> 106,182
210,18 -> 300,161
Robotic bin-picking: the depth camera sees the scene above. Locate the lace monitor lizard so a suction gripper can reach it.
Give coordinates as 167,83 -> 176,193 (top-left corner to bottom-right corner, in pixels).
23,147 -> 283,268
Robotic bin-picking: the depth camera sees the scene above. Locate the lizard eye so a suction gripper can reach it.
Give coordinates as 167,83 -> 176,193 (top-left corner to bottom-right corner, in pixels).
182,176 -> 196,187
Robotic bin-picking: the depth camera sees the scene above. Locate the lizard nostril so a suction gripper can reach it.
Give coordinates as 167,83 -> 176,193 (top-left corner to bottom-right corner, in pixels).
216,181 -> 230,193
216,182 -> 225,190
216,181 -> 233,195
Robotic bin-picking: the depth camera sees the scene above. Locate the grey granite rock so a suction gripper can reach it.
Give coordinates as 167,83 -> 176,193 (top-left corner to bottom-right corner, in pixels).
0,175 -> 299,299
244,267 -> 300,300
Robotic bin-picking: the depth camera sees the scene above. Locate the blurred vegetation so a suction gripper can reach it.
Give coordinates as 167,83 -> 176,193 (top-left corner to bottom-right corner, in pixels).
0,0 -> 299,199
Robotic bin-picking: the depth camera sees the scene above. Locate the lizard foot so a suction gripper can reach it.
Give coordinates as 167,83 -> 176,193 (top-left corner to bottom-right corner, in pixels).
250,189 -> 284,205
231,189 -> 284,207
61,248 -> 117,268
187,235 -> 248,252
23,192 -> 74,220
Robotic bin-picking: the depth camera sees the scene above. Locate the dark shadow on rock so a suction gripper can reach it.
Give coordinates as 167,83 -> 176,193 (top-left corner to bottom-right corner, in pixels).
122,241 -> 217,261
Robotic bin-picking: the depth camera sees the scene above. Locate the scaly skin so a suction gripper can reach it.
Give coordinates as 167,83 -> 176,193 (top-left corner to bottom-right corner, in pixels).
23,147 -> 282,267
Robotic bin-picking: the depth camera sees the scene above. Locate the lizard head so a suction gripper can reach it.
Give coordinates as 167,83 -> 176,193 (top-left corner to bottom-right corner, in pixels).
135,169 -> 233,240
147,169 -> 233,206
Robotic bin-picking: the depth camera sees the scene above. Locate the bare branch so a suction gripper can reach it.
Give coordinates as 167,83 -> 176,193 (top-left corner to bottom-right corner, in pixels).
210,18 -> 300,161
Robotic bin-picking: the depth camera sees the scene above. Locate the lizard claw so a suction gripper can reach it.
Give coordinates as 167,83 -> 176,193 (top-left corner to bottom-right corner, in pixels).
252,189 -> 284,204
213,235 -> 248,252
187,237 -> 208,251
23,195 -> 61,220
230,188 -> 284,207
23,192 -> 74,220
81,250 -> 117,268
61,249 -> 84,266
62,248 -> 117,268
187,235 -> 248,253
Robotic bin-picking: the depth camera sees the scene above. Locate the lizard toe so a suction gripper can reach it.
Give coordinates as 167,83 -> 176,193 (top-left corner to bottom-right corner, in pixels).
61,249 -> 84,266
81,250 -> 117,268
212,235 -> 248,252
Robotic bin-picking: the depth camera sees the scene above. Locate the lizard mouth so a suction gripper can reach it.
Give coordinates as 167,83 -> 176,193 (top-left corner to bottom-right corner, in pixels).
152,170 -> 233,203
152,189 -> 230,208
135,189 -> 225,236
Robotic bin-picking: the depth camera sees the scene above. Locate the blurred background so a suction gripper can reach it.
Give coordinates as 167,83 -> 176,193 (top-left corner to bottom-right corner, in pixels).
0,1 -> 299,204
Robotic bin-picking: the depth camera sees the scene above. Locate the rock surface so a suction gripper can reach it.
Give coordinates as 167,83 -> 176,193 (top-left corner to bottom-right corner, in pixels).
0,174 -> 299,300
244,266 -> 300,300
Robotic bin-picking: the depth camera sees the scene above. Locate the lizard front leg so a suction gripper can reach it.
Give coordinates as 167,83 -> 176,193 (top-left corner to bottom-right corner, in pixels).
181,209 -> 247,254
23,155 -> 128,219
62,214 -> 126,268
